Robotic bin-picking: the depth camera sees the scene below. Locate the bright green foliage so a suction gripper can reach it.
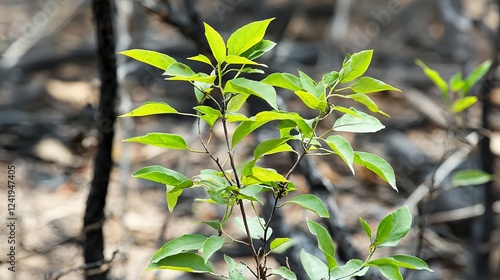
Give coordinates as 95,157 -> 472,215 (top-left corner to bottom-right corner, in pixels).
416,59 -> 491,113
282,194 -> 329,218
119,49 -> 176,70
120,18 -> 428,279
452,169 -> 493,187
307,219 -> 337,269
417,59 -> 494,188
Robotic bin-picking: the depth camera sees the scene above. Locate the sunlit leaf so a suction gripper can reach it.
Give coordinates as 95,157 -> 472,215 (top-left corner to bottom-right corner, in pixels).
151,234 -> 207,262
295,90 -> 328,112
307,219 -> 337,269
451,169 -> 493,187
188,54 -> 213,66
202,236 -> 224,264
349,77 -> 401,94
300,250 -> 329,280
271,266 -> 297,280
225,78 -> 278,110
120,49 -> 176,70
354,151 -> 396,190
262,72 -> 302,91
333,108 -> 385,133
204,22 -> 226,64
391,255 -> 433,271
299,70 -> 322,98
270,237 -> 292,251
119,101 -> 178,117
227,18 -> 274,56
147,252 -> 213,273
324,135 -> 355,174
225,55 -> 267,67
124,133 -> 189,151
240,39 -> 276,60
359,217 -> 372,239
415,59 -> 448,100
375,206 -> 412,247
450,96 -> 478,113
330,259 -> 368,279
132,165 -> 192,187
462,59 -> 492,96
339,50 -> 373,83
282,194 -> 329,218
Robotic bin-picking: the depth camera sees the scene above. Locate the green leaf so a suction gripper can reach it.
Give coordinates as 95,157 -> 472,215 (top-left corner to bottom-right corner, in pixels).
227,93 -> 250,112
204,22 -> 226,64
282,194 -> 330,218
415,59 -> 448,100
391,255 -> 433,271
164,62 -> 195,76
147,252 -> 213,273
376,206 -> 412,247
225,54 -> 267,66
120,49 -> 176,70
225,78 -> 278,109
234,216 -> 272,240
449,71 -> 464,92
238,184 -> 264,204
253,137 -> 293,161
188,54 -> 213,66
240,67 -> 265,74
450,96 -> 478,113
375,214 -> 393,246
202,236 -> 224,264
124,133 -> 189,151
151,234 -> 207,262
349,77 -> 401,94
333,106 -> 363,118
201,220 -> 221,232
299,70 -> 322,98
452,169 -> 493,187
359,217 -> 372,239
193,80 -> 213,103
244,166 -> 288,185
262,72 -> 302,91
307,219 -> 337,269
369,262 -> 402,280
240,39 -> 276,60
231,111 -> 312,148
324,135 -> 355,174
119,101 -> 178,117
225,255 -> 246,280
344,93 -> 389,117
164,62 -> 216,83
330,259 -> 368,279
227,18 -> 274,56
339,50 -> 373,83
300,250 -> 329,280
194,105 -> 222,127
166,186 -> 182,213
132,165 -> 192,187
295,90 -> 328,112
462,59 -> 492,96
333,108 -> 385,133
272,266 -> 297,280
322,71 -> 339,86
270,237 -> 292,251
354,151 -> 397,191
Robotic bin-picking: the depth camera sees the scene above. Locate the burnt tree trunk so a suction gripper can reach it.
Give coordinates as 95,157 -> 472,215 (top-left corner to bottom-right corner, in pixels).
83,0 -> 117,279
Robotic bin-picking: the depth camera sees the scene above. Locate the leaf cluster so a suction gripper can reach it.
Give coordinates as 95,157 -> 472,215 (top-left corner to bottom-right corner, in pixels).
119,18 -> 431,279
